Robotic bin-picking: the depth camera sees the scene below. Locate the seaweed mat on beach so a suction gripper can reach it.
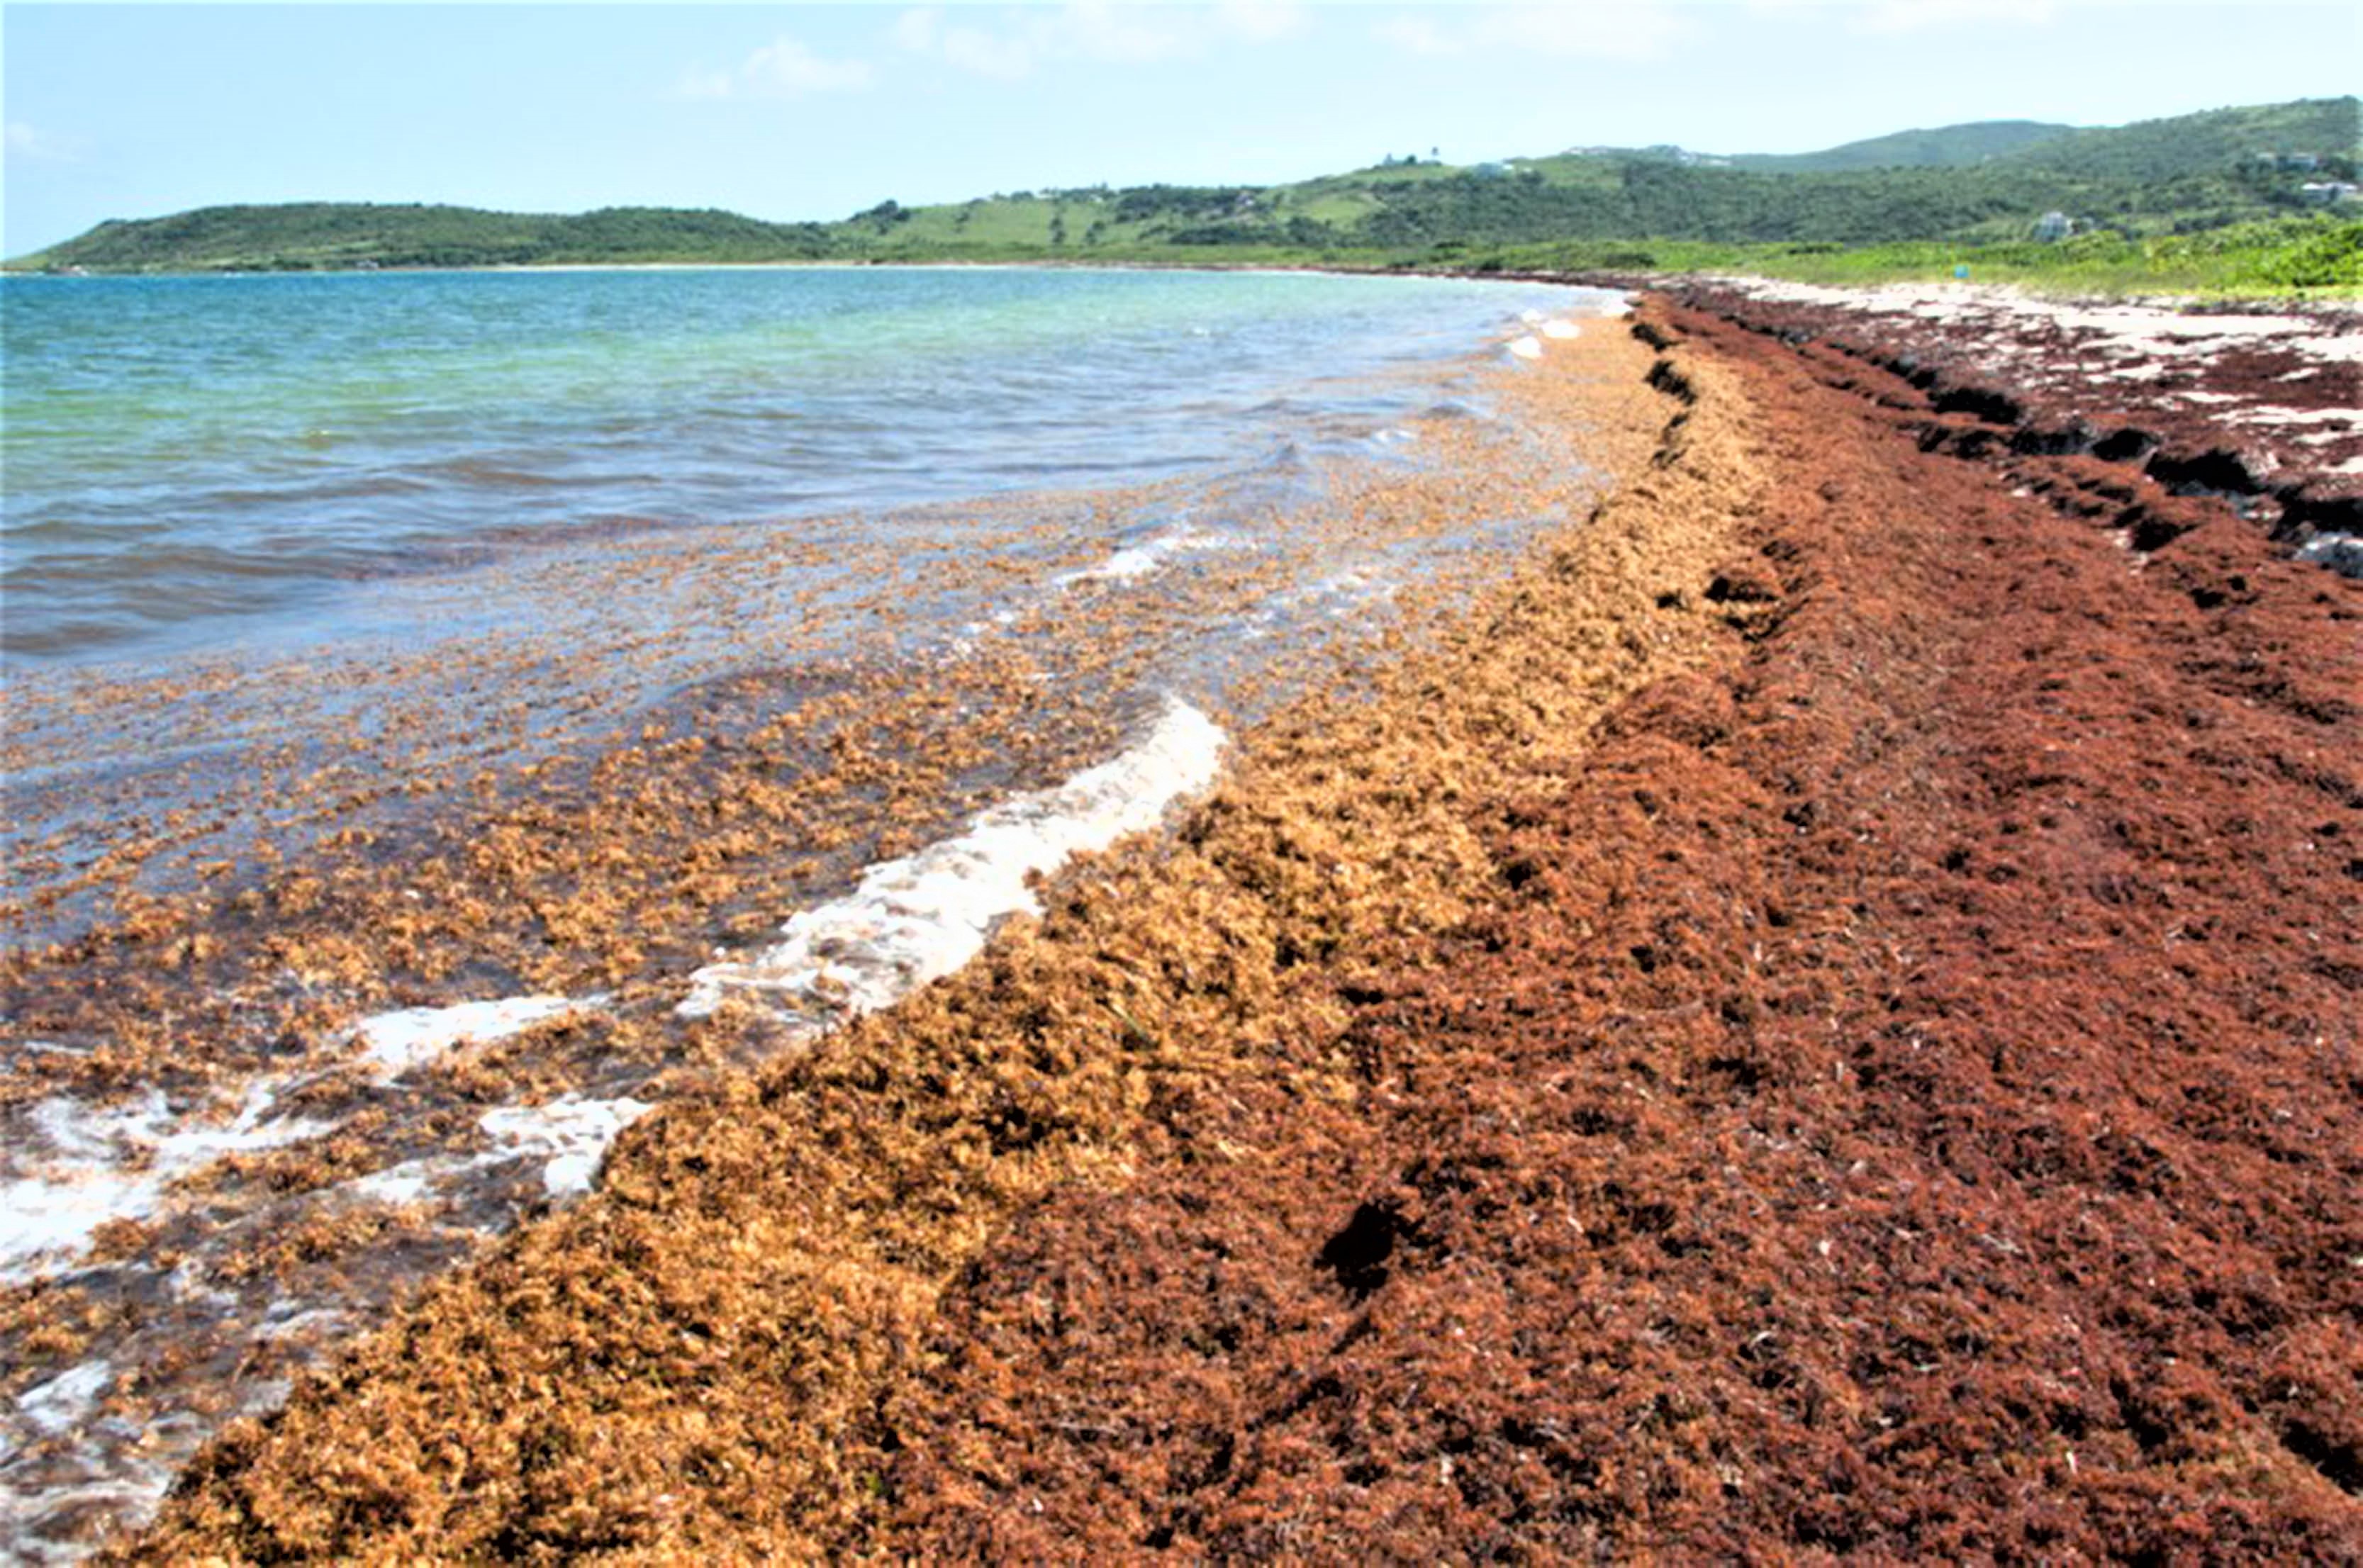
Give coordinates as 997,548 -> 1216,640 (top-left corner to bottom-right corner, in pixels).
134,301 -> 2363,1560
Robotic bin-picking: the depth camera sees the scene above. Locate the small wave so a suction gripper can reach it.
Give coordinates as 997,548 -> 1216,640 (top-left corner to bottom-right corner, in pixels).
306,702 -> 1226,1217
201,472 -> 435,507
1055,525 -> 1239,588
1,1349 -> 283,1561
477,1096 -> 657,1200
0,1082 -> 333,1287
408,458 -> 574,489
339,1093 -> 657,1211
0,995 -> 598,1289
2,543 -> 358,592
679,699 -> 1226,1023
16,1360 -> 113,1439
348,995 -> 591,1082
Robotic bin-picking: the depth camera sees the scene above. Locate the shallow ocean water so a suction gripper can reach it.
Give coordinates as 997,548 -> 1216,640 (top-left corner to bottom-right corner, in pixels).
4,265 -> 1590,665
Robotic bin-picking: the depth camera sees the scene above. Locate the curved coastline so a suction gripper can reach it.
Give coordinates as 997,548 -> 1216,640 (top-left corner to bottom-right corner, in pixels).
9,281 -> 2359,1558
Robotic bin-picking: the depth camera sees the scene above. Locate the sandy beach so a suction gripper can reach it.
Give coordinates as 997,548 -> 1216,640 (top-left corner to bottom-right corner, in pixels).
7,281 -> 2358,1558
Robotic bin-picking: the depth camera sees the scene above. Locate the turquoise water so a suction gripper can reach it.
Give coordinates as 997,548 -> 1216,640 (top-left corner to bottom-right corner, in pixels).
1,267 -> 1585,663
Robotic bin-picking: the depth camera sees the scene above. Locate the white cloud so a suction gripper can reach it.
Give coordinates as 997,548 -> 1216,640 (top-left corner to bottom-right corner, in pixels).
1372,4 -> 1692,63
1062,1 -> 1197,63
4,123 -> 79,163
749,35 -> 876,93
1374,15 -> 1460,55
893,6 -> 1036,77
1852,0 -> 2058,30
892,2 -> 1301,79
893,7 -> 941,52
677,68 -> 737,101
678,35 -> 874,100
1215,0 -> 1310,43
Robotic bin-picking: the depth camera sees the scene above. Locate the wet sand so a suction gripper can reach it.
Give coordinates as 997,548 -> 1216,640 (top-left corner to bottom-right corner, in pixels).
16,284 -> 2363,1559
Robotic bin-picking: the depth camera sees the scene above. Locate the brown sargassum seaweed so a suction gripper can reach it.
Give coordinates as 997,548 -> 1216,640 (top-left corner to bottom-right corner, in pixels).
135,296 -> 2363,1561
128,316 -> 1731,1558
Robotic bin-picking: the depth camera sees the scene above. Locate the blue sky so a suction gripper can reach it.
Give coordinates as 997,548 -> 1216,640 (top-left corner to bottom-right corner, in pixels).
6,1 -> 2357,255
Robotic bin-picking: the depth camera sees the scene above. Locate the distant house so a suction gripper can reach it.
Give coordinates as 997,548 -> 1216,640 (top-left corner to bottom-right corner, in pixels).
2300,181 -> 2361,204
2033,211 -> 2074,242
1473,162 -> 1512,179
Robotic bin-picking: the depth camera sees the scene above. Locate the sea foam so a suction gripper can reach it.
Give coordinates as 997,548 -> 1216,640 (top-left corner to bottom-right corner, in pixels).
1056,524 -> 1239,588
348,995 -> 594,1081
0,1083 -> 333,1287
679,699 -> 1226,1023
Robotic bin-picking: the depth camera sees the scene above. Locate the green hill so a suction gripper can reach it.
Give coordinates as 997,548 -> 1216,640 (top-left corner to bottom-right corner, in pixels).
11,97 -> 2357,278
2005,96 -> 2359,181
1729,120 -> 2077,173
13,202 -> 836,272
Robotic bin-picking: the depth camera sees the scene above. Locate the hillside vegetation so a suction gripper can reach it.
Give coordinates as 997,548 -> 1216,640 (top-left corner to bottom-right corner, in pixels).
13,203 -> 838,273
11,97 -> 2357,293
1726,120 -> 2077,173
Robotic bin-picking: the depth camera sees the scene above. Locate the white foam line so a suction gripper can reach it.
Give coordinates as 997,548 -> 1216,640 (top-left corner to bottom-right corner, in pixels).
336,1091 -> 657,1214
679,699 -> 1227,1024
16,1361 -> 113,1438
0,1082 -> 333,1287
478,1095 -> 657,1199
347,995 -> 593,1082
330,708 -> 1219,1217
1055,525 -> 1236,588
330,706 -> 1221,1219
338,1158 -> 448,1209
0,988 -> 618,1287
1,1374 -> 281,1562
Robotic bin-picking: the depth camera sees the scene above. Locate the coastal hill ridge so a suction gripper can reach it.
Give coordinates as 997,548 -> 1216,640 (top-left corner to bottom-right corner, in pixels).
9,96 -> 2354,277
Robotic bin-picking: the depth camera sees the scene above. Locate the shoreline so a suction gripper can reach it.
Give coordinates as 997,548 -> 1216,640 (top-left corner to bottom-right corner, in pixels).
113,295 -> 1705,1562
14,252 -> 2360,306
5,279 -> 2355,1557
115,289 -> 2363,1559
0,288 -> 1639,1556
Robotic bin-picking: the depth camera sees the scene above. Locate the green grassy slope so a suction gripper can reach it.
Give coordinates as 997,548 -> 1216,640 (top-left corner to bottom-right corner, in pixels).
10,203 -> 837,272
2007,96 -> 2359,181
1728,120 -> 2080,172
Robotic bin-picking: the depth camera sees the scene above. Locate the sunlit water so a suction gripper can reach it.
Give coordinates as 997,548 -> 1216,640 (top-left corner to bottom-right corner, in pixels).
5,265 -> 1587,664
